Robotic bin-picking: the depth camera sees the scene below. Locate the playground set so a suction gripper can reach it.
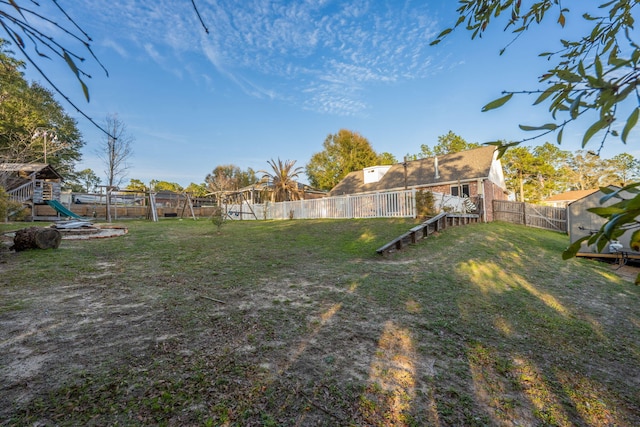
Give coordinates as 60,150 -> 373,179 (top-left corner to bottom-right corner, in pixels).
3,163 -> 210,222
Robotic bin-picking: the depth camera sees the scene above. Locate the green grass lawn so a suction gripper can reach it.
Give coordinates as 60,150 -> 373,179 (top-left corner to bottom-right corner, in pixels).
1,218 -> 638,426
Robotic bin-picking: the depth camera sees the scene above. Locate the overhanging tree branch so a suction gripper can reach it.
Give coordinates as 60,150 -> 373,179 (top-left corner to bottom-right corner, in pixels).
0,0 -> 209,136
1,19 -> 112,137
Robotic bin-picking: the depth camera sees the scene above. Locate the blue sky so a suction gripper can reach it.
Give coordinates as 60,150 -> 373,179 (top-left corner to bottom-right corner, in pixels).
19,0 -> 639,187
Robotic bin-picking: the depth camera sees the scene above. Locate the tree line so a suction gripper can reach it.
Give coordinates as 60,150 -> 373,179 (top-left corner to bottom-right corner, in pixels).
116,129 -> 396,202
119,130 -> 639,206
502,144 -> 638,203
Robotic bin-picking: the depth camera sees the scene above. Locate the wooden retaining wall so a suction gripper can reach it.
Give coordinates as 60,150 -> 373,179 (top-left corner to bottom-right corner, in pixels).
376,213 -> 480,256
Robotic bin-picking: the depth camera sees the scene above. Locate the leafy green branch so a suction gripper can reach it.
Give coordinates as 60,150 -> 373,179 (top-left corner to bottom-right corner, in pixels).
1,0 -> 111,135
434,0 -> 640,268
433,0 -> 640,153
562,182 -> 640,284
0,0 -> 209,136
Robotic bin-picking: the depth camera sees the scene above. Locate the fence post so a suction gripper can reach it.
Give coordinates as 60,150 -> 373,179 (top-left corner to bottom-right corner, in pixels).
522,202 -> 527,226
411,189 -> 417,218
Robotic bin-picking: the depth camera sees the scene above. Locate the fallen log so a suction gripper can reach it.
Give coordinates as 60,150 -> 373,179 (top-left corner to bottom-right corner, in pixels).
11,227 -> 62,252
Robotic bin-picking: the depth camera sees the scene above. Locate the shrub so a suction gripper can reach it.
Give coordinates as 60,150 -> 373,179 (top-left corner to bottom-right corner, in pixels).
415,190 -> 436,217
0,187 -> 27,222
210,206 -> 225,233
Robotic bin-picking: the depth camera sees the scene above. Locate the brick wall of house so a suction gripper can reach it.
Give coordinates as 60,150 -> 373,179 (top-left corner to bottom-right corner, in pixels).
416,181 -> 481,197
416,180 -> 507,222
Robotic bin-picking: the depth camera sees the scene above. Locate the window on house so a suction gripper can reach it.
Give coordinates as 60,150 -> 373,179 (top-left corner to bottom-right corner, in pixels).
451,184 -> 470,197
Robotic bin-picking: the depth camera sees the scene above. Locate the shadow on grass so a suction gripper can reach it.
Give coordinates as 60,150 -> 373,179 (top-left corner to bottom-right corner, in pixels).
436,224 -> 638,426
1,220 -> 639,426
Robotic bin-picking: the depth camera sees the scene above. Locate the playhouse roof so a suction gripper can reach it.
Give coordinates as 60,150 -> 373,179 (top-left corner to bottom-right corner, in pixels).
0,163 -> 63,180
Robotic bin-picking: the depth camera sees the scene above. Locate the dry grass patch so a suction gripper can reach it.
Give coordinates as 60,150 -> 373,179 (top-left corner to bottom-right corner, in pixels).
0,219 -> 638,426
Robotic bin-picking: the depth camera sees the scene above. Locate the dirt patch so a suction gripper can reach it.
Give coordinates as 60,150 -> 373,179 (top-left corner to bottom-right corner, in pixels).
1,221 -> 639,426
0,274 -> 161,409
59,225 -> 127,240
0,267 -> 437,424
611,263 -> 640,283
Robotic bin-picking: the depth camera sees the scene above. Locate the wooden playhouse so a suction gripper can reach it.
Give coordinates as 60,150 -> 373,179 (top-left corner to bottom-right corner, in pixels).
1,163 -> 64,220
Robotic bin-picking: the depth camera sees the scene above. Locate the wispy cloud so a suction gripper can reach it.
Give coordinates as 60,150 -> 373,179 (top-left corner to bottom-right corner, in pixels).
74,0 -> 439,115
143,43 -> 162,64
101,39 -> 128,58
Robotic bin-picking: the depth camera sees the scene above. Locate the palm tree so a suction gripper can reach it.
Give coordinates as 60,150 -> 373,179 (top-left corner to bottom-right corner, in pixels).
260,158 -> 304,202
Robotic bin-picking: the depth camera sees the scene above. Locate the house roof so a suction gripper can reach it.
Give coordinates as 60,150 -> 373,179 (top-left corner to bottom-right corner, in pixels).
0,163 -> 63,180
544,189 -> 598,203
329,145 -> 498,196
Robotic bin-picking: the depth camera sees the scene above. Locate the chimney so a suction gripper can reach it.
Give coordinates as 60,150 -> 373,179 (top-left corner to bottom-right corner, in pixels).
434,156 -> 440,179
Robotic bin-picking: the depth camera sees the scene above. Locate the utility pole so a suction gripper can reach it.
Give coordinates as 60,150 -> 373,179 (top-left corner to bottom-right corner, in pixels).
33,128 -> 59,163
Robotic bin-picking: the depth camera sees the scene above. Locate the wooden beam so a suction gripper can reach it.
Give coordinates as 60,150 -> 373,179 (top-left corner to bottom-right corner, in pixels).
376,213 -> 478,255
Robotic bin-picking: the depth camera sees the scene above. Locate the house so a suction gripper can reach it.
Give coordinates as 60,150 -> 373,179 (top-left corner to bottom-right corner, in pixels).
328,145 -> 508,221
568,186 -> 640,258
542,189 -> 598,208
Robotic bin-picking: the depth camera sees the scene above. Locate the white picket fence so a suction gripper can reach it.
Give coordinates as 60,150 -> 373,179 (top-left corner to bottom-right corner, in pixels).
224,189 -> 467,220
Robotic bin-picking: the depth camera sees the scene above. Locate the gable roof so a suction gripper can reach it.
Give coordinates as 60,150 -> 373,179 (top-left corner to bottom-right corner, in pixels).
329,145 -> 499,196
544,189 -> 598,203
0,163 -> 63,180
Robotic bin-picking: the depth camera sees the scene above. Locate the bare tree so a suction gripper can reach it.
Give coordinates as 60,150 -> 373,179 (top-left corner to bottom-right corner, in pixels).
98,114 -> 133,221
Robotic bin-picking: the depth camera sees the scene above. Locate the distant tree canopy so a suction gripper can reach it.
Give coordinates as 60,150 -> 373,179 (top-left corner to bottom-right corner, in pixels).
306,129 -> 396,191
500,142 -> 640,203
205,165 -> 257,194
184,183 -> 208,197
126,179 -> 148,192
409,131 -> 481,159
502,143 -> 561,203
124,180 -> 207,196
0,40 -> 84,178
65,168 -> 101,193
604,153 -> 640,187
151,181 -> 184,192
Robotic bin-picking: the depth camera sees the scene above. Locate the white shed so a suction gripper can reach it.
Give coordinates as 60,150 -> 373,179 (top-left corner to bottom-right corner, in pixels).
568,186 -> 640,259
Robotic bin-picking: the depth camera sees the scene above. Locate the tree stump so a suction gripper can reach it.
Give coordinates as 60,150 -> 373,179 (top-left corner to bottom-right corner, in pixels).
11,227 -> 62,252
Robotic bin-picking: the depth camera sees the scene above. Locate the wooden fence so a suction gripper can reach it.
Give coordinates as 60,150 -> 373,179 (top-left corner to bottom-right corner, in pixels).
24,189 -> 468,222
492,200 -> 567,233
